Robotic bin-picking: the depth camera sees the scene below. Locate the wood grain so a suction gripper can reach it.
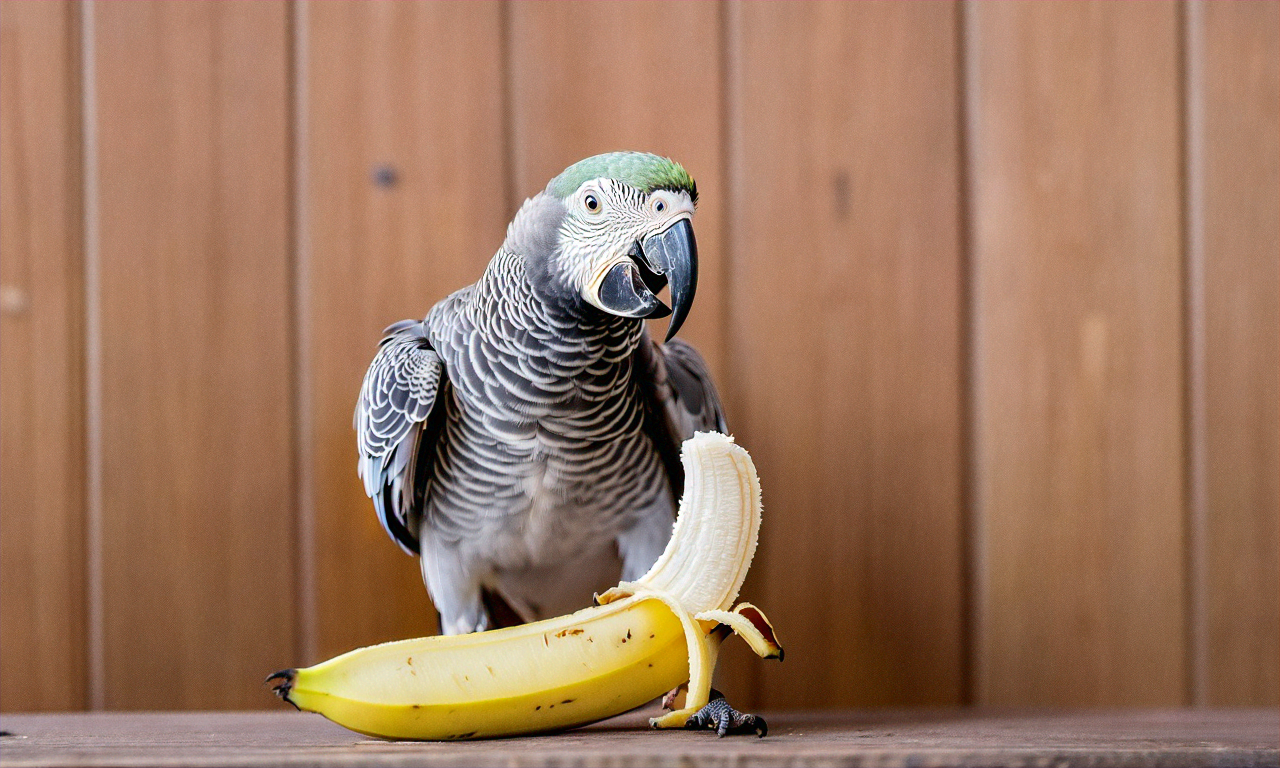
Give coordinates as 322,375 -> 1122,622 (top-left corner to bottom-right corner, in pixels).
91,1 -> 294,709
508,1 -> 728,382
969,2 -> 1186,706
4,710 -> 1277,768
300,2 -> 508,663
1192,0 -> 1279,706
728,2 -> 965,708
0,0 -> 85,712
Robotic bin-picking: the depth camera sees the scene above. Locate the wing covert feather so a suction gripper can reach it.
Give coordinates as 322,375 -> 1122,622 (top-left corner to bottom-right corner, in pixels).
631,333 -> 727,506
355,319 -> 446,555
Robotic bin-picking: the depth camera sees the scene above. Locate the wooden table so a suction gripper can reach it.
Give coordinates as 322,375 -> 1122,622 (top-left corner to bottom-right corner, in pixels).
1,708 -> 1275,767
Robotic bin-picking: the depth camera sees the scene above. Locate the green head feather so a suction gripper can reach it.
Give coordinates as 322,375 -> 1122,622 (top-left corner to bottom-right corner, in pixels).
549,152 -> 697,204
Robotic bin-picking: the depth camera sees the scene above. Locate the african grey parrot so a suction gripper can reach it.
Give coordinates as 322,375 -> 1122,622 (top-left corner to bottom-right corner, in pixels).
355,152 -> 726,638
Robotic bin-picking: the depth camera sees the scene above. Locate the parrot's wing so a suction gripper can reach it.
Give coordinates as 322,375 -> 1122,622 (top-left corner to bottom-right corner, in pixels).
654,337 -> 727,437
632,331 -> 728,502
355,319 -> 448,555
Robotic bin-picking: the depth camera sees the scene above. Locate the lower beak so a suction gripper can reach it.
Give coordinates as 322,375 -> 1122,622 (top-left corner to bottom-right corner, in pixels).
639,218 -> 698,341
595,260 -> 671,320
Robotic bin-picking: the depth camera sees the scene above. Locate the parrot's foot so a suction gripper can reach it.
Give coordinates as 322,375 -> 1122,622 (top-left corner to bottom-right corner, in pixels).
681,689 -> 767,738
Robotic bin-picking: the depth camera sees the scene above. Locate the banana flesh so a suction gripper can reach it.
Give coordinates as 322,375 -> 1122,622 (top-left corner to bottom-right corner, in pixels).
601,430 -> 761,615
270,431 -> 780,740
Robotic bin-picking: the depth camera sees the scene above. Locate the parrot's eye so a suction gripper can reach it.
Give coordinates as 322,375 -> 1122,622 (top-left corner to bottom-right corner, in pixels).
584,194 -> 601,214
654,199 -> 666,213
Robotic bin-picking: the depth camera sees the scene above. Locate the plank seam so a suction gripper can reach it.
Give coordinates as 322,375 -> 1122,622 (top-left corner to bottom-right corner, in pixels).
500,1 -> 518,217
288,0 -> 317,667
78,0 -> 104,712
958,0 -> 986,708
954,0 -> 978,710
716,0 -> 757,708
1179,0 -> 1208,709
721,2 -> 745,425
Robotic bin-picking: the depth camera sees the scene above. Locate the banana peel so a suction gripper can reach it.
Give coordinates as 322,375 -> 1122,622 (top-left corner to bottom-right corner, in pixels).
269,431 -> 781,740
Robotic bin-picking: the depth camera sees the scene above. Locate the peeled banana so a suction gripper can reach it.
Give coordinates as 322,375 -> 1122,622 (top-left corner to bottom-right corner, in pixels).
269,431 -> 781,740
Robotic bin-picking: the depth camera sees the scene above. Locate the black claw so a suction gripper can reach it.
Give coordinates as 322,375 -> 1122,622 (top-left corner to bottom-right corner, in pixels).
264,669 -> 300,710
753,716 -> 768,738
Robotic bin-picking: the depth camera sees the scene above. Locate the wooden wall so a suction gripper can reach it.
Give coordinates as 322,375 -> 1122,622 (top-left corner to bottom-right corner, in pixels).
1,0 -> 1275,712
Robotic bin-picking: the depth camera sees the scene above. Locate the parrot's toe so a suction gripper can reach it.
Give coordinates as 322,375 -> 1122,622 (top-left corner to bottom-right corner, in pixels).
682,689 -> 767,738
264,670 -> 299,710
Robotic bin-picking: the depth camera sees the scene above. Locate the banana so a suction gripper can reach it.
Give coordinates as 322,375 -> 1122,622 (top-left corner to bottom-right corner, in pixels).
268,431 -> 781,740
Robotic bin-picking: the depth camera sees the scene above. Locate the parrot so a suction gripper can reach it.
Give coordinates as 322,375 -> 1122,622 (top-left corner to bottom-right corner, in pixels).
353,152 -> 762,733
355,151 -> 725,633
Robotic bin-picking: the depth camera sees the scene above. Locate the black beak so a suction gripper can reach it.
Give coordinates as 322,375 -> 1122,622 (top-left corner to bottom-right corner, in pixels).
638,218 -> 698,341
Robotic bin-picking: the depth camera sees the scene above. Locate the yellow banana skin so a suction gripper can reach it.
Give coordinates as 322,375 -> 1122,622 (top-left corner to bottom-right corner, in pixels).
273,596 -> 689,740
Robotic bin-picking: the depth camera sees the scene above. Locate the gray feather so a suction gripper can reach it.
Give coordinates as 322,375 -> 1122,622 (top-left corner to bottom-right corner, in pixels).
657,337 -> 728,435
355,321 -> 444,554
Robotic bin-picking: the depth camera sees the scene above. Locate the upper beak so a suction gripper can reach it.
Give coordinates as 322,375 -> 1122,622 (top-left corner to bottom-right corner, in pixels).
638,218 -> 698,341
589,218 -> 699,342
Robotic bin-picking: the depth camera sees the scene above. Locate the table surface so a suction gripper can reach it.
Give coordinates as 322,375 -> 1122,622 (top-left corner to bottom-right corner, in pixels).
1,708 -> 1276,768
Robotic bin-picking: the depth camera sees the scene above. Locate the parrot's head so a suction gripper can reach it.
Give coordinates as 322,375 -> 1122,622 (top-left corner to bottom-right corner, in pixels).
511,151 -> 699,341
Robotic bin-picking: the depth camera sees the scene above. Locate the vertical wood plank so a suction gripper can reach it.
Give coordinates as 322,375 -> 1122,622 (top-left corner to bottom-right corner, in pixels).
0,0 -> 86,712
730,2 -> 965,707
92,1 -> 294,708
970,2 -> 1186,706
301,2 -> 508,661
508,0 -> 727,382
1192,0 -> 1279,706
